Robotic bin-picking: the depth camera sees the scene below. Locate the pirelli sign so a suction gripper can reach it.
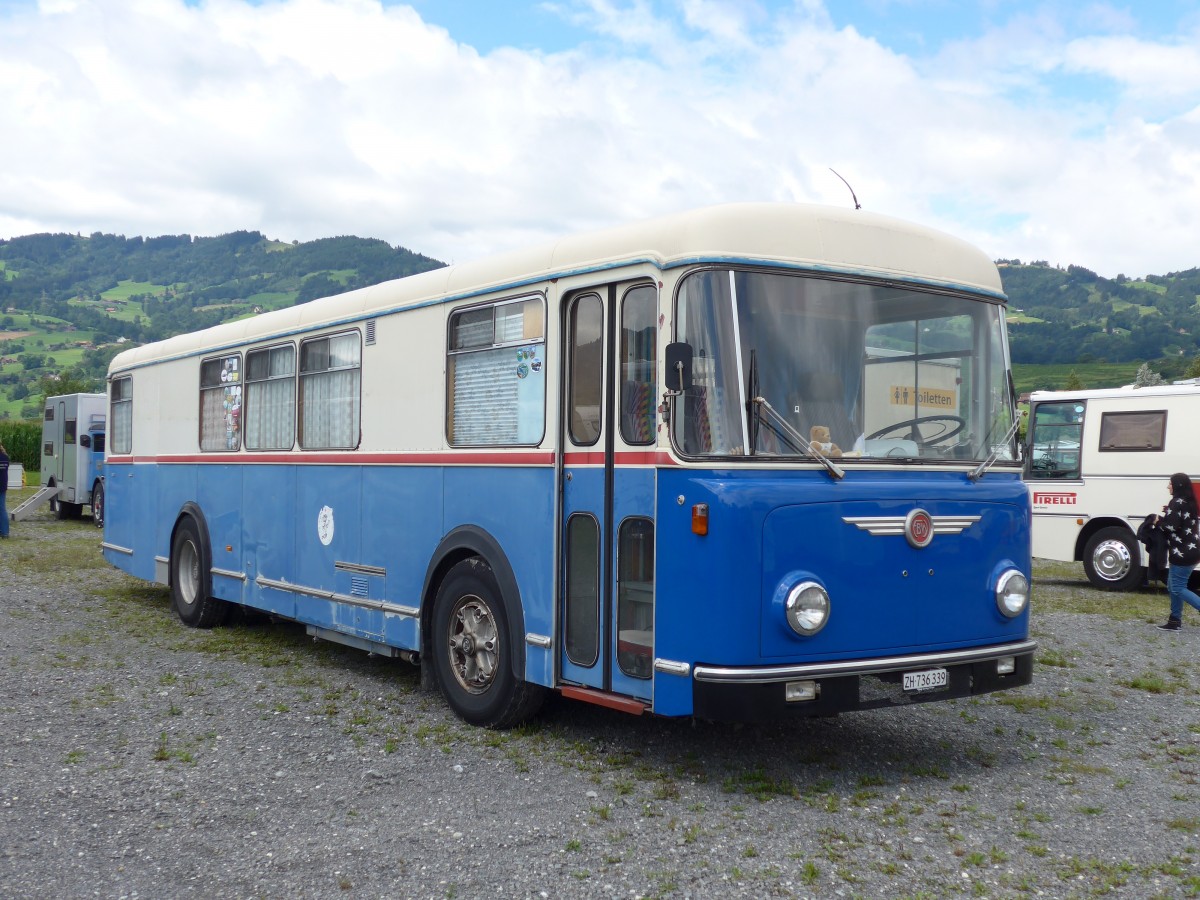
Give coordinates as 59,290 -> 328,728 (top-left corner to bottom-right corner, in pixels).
1032,491 -> 1077,506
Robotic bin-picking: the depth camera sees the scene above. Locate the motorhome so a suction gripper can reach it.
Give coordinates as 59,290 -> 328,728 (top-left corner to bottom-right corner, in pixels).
1025,383 -> 1200,590
41,392 -> 106,521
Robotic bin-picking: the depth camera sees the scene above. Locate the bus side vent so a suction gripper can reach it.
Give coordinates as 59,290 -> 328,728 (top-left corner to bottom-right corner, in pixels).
365,319 -> 377,346
351,576 -> 369,598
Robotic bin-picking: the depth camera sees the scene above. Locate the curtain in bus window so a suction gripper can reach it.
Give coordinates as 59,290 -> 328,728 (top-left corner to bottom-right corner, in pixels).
300,334 -> 360,449
452,307 -> 493,349
245,345 -> 296,450
110,378 -> 132,454
450,347 -> 546,444
447,298 -> 546,446
200,355 -> 241,451
301,369 -> 360,448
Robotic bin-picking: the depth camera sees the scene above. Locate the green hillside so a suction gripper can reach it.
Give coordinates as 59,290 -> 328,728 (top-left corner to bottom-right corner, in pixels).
1001,260 -> 1200,371
0,231 -> 444,419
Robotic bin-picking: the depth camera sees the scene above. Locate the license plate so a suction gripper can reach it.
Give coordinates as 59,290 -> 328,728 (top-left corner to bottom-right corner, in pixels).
903,667 -> 949,692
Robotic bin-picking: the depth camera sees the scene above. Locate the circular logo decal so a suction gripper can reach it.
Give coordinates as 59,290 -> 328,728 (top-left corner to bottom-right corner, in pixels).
905,508 -> 934,549
317,505 -> 335,546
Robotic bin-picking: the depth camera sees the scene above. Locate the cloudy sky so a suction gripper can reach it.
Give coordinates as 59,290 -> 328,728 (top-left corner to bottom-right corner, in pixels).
1,0 -> 1198,278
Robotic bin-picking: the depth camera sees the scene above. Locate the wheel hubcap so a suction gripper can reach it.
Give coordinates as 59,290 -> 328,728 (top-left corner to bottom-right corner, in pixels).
1093,539 -> 1132,582
447,596 -> 498,695
178,540 -> 200,606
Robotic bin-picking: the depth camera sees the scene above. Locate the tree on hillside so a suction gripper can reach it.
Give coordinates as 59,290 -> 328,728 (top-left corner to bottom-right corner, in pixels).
1064,371 -> 1084,390
1133,363 -> 1166,387
36,370 -> 102,402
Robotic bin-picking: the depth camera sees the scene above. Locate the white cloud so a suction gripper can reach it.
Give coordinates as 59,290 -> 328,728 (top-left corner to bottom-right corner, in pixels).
1063,36 -> 1200,100
0,0 -> 1197,278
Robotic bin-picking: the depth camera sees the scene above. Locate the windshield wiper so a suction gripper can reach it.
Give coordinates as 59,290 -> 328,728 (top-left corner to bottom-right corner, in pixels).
746,350 -> 761,456
968,416 -> 1021,481
750,396 -> 845,480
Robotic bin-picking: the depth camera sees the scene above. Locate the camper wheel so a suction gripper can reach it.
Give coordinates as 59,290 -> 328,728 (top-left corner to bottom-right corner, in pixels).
92,480 -> 105,528
1083,527 -> 1142,592
50,493 -> 82,520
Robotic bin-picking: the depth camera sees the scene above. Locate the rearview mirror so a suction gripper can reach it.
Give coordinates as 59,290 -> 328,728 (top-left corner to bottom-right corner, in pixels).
664,342 -> 693,393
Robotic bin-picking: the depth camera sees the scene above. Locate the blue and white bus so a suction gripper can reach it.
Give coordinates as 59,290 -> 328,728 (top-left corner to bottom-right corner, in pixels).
102,203 -> 1033,728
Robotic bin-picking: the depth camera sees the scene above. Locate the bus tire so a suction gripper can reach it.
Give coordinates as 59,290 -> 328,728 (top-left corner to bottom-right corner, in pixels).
432,558 -> 544,729
170,517 -> 229,628
92,480 -> 105,528
1083,526 -> 1142,592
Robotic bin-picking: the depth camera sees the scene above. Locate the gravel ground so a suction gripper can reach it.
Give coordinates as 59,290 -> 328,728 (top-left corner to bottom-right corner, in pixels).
4,502 -> 1200,899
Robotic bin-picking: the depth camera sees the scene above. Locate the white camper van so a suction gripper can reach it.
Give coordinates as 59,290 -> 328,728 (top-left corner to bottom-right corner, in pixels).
41,392 -> 106,520
1025,383 -> 1200,590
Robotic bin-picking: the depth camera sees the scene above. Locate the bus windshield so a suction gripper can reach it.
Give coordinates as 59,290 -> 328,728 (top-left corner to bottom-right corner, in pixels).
673,269 -> 1018,463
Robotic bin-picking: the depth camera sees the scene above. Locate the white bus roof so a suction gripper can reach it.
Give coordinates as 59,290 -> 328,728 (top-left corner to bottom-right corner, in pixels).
1030,383 -> 1200,402
110,202 -> 1005,373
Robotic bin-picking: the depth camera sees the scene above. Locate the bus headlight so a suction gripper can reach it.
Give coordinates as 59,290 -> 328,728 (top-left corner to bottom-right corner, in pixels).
785,581 -> 830,636
995,569 -> 1029,618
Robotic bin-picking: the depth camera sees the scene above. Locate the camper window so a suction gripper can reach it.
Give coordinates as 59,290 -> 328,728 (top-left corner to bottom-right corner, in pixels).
1098,410 -> 1166,452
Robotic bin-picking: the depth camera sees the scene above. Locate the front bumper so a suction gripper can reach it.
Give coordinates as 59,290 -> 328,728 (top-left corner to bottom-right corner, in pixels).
691,640 -> 1036,722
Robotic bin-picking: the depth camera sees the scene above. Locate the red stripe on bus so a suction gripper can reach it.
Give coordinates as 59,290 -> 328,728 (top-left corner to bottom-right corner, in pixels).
105,449 -> 679,467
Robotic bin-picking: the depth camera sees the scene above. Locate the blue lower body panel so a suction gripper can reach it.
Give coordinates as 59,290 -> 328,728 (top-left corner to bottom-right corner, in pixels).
102,461 -> 556,688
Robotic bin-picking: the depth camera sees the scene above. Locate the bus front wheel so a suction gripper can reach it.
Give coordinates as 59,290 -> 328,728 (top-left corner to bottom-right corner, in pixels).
170,518 -> 229,628
432,558 -> 544,728
1083,526 -> 1142,592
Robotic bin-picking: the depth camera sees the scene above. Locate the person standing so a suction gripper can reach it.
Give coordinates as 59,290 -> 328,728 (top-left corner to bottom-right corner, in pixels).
1157,472 -> 1200,630
0,439 -> 10,539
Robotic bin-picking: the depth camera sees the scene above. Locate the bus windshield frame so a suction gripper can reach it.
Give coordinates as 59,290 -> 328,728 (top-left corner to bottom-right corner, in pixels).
671,268 -> 1018,465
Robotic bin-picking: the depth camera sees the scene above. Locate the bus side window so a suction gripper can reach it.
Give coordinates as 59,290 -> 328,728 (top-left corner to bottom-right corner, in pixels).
567,295 -> 603,445
110,376 -> 133,454
565,513 -> 600,666
620,285 -> 657,445
447,297 -> 546,446
245,344 -> 296,451
299,332 -> 361,450
200,354 -> 242,452
616,517 -> 654,679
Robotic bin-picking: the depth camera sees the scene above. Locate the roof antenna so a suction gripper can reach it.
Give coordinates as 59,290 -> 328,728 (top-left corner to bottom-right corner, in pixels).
829,168 -> 861,210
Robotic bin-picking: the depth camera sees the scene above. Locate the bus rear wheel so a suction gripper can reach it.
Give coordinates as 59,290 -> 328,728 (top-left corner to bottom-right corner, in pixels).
1083,526 -> 1142,592
170,518 -> 229,628
432,559 -> 544,728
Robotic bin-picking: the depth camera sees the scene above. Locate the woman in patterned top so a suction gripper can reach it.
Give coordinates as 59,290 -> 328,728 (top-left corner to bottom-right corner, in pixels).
1156,472 -> 1200,631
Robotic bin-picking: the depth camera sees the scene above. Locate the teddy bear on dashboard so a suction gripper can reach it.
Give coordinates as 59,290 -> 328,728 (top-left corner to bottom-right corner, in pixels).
809,425 -> 842,457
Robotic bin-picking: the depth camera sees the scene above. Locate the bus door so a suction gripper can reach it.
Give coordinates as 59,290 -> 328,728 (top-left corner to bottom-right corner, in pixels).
560,282 -> 659,703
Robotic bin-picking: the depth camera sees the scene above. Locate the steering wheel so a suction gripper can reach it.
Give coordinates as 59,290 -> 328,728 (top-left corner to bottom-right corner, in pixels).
1033,453 -> 1058,471
867,415 -> 966,448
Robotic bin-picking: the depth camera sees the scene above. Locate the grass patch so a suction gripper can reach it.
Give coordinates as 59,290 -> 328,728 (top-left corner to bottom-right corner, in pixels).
1031,559 -> 1164,620
5,530 -> 110,577
721,767 -> 796,801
